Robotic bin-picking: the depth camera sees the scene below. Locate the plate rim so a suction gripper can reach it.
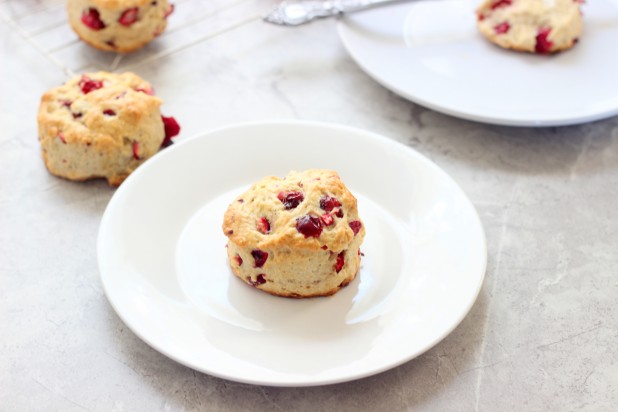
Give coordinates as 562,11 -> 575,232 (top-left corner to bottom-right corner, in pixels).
336,4 -> 618,127
97,120 -> 488,386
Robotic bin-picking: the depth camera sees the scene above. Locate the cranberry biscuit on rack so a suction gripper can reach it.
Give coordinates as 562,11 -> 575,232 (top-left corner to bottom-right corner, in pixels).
67,0 -> 175,52
476,0 -> 583,54
37,71 -> 180,185
223,170 -> 366,298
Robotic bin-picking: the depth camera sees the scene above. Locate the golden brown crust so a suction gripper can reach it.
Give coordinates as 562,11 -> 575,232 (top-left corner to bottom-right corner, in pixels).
223,170 -> 361,252
476,0 -> 583,54
223,170 -> 366,298
67,0 -> 170,53
93,0 -> 154,8
37,71 -> 165,185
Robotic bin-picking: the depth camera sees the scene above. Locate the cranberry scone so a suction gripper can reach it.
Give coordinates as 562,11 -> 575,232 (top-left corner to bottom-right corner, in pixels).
37,71 -> 180,186
222,170 -> 366,298
476,0 -> 583,54
67,0 -> 175,52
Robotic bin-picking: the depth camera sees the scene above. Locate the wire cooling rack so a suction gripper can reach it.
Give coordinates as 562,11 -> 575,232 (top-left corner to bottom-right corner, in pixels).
0,0 -> 263,77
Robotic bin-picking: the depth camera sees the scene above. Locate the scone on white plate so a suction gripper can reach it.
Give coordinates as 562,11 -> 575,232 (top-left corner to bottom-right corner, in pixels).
476,0 -> 583,54
67,0 -> 175,52
37,71 -> 180,186
222,170 -> 366,298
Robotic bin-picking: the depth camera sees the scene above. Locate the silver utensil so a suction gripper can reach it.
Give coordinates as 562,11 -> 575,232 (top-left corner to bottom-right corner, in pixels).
263,0 -> 408,26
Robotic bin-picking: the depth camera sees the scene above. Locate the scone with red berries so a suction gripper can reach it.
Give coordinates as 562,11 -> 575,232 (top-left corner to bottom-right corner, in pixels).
37,71 -> 180,186
222,170 -> 365,298
476,0 -> 583,54
67,0 -> 175,52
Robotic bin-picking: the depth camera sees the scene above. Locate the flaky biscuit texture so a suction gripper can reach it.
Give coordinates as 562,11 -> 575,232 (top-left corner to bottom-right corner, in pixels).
476,0 -> 583,53
223,170 -> 366,298
38,71 -> 164,185
67,0 -> 173,52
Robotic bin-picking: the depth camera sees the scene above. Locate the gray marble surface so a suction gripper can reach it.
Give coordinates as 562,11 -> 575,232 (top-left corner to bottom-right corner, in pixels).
1,0 -> 617,410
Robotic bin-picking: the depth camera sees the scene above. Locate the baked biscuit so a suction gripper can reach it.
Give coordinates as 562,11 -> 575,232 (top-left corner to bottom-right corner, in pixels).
67,0 -> 175,52
37,71 -> 180,185
476,0 -> 583,54
223,170 -> 366,298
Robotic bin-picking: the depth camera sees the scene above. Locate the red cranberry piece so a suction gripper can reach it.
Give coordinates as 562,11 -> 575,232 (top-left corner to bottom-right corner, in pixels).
105,40 -> 116,48
321,245 -> 328,250
257,217 -> 270,234
335,252 -> 345,273
490,0 -> 512,10
81,8 -> 106,30
477,13 -> 485,21
349,221 -> 362,236
234,254 -> 243,266
132,141 -> 140,160
296,214 -> 322,238
319,195 -> 341,212
333,207 -> 344,218
164,4 -> 175,18
135,86 -> 154,95
161,115 -> 180,147
118,8 -> 139,26
61,100 -> 72,108
103,109 -> 116,116
79,76 -> 103,94
249,274 -> 266,286
494,21 -> 510,35
72,112 -> 82,119
58,133 -> 67,144
278,191 -> 304,210
320,213 -> 334,226
535,28 -> 553,54
251,249 -> 268,268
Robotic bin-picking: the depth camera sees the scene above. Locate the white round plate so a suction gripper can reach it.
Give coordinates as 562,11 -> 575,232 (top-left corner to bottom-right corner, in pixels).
98,121 -> 486,386
338,0 -> 618,126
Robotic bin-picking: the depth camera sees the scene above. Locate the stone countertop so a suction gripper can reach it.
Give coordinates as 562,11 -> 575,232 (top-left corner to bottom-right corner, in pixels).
1,0 -> 616,410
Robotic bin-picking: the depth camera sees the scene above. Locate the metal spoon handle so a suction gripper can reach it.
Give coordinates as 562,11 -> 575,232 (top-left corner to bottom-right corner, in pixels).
264,0 -> 407,26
